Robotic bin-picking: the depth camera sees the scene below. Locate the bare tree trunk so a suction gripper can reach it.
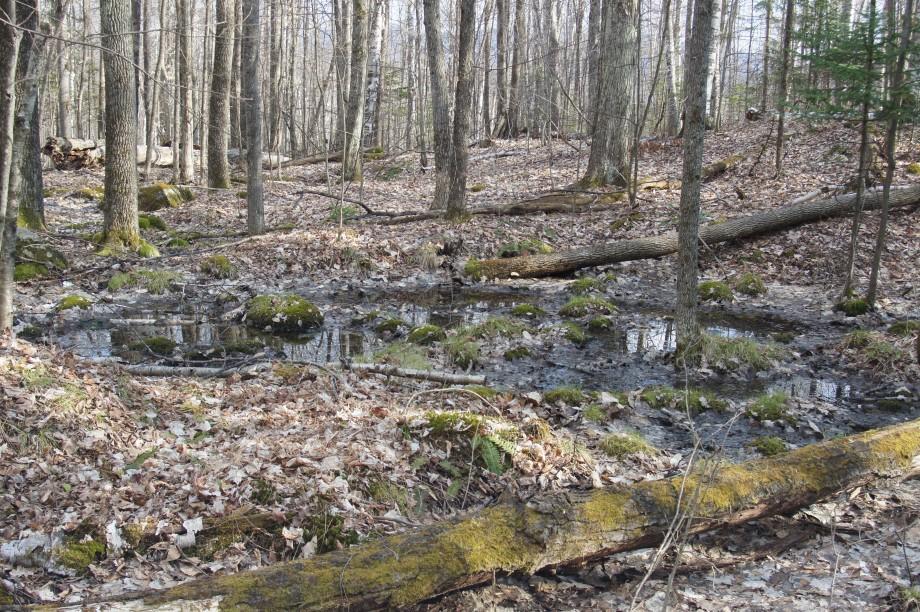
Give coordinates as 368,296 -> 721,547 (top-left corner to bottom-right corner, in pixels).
363,0 -> 383,147
480,0 -> 492,138
242,0 -> 264,234
333,0 -> 352,149
676,0 -> 716,363
494,0 -> 509,135
403,2 -> 417,149
175,0 -> 195,183
506,0 -> 524,136
761,0 -> 771,111
268,0 -> 282,153
582,1 -> 637,187
56,39 -> 72,137
0,0 -> 22,330
230,0 -> 242,150
774,0 -> 793,174
585,0 -> 601,125
208,0 -> 234,188
445,0 -> 476,220
145,0 -> 167,180
423,0 -> 452,209
705,0 -> 723,123
867,0 -> 913,305
541,0 -> 561,132
342,0 -> 369,182
100,0 -> 142,251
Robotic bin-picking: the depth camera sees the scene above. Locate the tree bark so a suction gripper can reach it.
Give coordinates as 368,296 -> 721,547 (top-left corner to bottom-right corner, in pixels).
333,0 -> 351,150
99,0 -> 141,254
582,1 -> 638,187
0,0 -> 21,330
494,0 -> 509,135
64,418 -> 920,611
363,0 -> 383,147
208,0 -> 234,188
342,0 -> 369,182
774,0 -> 793,173
241,0 -> 264,235
174,0 -> 195,183
505,0 -> 525,137
445,0 -> 476,220
423,0 -> 452,210
465,185 -> 920,279
541,0 -> 561,132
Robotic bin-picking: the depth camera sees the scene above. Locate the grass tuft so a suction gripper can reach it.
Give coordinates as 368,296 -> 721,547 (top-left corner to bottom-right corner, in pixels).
750,435 -> 788,456
599,432 -> 655,458
700,334 -> 785,371
200,255 -> 237,279
698,280 -> 734,302
559,296 -> 617,317
733,272 -> 767,297
747,391 -> 794,423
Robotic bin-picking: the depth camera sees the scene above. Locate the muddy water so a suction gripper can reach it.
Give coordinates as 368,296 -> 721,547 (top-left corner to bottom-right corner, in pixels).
41,285 -> 916,456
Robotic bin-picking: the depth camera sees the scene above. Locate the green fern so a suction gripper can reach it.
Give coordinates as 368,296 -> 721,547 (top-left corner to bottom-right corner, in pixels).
485,433 -> 517,457
477,437 -> 507,475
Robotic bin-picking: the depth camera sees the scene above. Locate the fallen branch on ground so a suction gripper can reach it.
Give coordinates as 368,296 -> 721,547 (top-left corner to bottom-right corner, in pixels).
465,184 -> 920,279
62,417 -> 920,610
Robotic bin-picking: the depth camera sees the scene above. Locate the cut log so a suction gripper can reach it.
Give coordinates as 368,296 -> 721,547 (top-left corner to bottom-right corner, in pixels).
465,185 -> 920,279
63,418 -> 920,610
43,136 -> 181,170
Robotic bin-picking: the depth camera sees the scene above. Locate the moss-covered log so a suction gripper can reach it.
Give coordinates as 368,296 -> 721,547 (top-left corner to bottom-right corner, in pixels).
62,417 -> 920,611
466,185 -> 920,279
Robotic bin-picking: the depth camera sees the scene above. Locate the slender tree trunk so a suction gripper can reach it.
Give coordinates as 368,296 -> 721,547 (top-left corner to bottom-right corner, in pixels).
867,0 -> 913,305
0,0 -> 22,330
664,0 -> 681,136
363,0 -> 383,147
242,0 -> 263,234
333,0 -> 352,149
57,39 -> 72,137
445,0 -> 476,220
230,0 -> 242,150
774,0 -> 793,174
342,0 -> 369,182
506,0 -> 524,136
761,0 -> 771,111
541,0 -> 561,132
675,0 -> 716,365
175,0 -> 195,183
494,0 -> 509,135
480,1 -> 492,138
705,0 -> 723,122
268,0 -> 282,153
582,1 -> 638,187
208,0 -> 234,188
586,0 -> 601,126
100,0 -> 141,252
145,0 -> 167,180
423,0 -> 453,209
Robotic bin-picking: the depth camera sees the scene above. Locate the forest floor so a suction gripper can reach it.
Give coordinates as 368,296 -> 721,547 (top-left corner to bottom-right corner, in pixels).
2,119 -> 920,609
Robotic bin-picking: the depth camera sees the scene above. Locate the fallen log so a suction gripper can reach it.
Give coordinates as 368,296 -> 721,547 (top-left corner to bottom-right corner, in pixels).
343,362 -> 486,384
67,417 -> 920,610
465,184 -> 920,279
376,153 -> 746,225
275,147 -> 382,168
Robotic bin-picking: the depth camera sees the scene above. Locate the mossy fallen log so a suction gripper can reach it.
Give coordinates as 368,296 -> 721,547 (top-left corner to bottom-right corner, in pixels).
465,184 -> 920,279
60,417 -> 920,611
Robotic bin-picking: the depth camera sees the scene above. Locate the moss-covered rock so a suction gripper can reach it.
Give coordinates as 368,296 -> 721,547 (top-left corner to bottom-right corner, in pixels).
562,322 -> 588,346
836,297 -> 870,317
545,386 -> 587,406
246,294 -> 324,332
375,317 -> 406,334
200,254 -> 237,279
128,336 -> 177,355
511,303 -> 545,318
568,276 -> 607,295
407,324 -> 446,345
698,280 -> 734,302
587,316 -> 613,331
503,346 -> 531,361
138,214 -> 168,231
107,269 -> 181,294
54,537 -> 105,573
16,239 -> 68,270
14,262 -> 49,281
138,183 -> 195,212
467,317 -> 528,339
733,272 -> 767,297
599,432 -> 655,458
56,295 -> 92,311
559,296 -> 617,317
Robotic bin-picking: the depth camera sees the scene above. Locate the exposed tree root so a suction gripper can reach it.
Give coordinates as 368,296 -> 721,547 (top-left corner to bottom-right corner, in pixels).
465,185 -> 920,279
59,417 -> 920,610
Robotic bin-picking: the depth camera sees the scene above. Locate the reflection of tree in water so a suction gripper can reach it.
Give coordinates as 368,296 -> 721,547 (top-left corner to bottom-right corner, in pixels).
282,328 -> 368,363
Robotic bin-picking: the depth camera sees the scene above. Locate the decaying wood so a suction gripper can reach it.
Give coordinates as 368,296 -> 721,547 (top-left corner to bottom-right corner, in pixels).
57,417 -> 920,611
42,136 -> 177,169
376,152 -> 746,225
342,362 -> 486,384
466,185 -> 920,279
275,146 -> 382,168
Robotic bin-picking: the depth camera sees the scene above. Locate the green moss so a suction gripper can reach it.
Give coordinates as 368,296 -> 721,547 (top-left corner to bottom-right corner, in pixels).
138,183 -> 195,212
559,296 -> 617,317
641,385 -> 728,413
569,276 -> 607,295
375,317 -> 406,334
56,295 -> 92,311
496,239 -> 554,258
16,239 -> 68,271
464,258 -> 486,280
445,336 -> 481,369
54,537 -> 105,572
467,317 -> 528,339
751,435 -> 788,456
906,162 -> 920,175
836,298 -> 870,317
138,214 -> 168,231
20,364 -> 53,389
734,272 -> 767,297
14,262 -> 49,281
136,240 -> 160,258
698,280 -> 734,302
246,294 -> 324,332
463,385 -> 499,399
107,272 -> 135,292
587,316 -> 613,331
166,236 -> 190,248
562,322 -> 588,346
224,339 -> 265,354
367,478 -> 409,513
128,336 -> 177,355
889,320 -> 920,337
76,185 -> 105,200
468,183 -> 487,193
200,254 -> 237,279
747,391 -> 794,423
599,432 -> 655,458
328,204 -> 359,222
583,404 -> 608,423
364,146 -> 386,160
503,346 -> 531,361
545,386 -> 587,406
373,342 -> 431,370
236,190 -> 247,199
511,303 -> 545,318
407,324 -> 447,345
771,331 -> 797,343
700,334 -> 785,371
